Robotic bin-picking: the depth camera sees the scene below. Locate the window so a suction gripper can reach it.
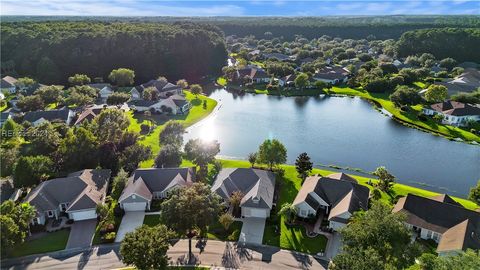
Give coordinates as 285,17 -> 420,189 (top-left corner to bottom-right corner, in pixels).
47,210 -> 54,217
426,230 -> 433,239
60,203 -> 69,211
300,210 -> 307,216
432,232 -> 440,241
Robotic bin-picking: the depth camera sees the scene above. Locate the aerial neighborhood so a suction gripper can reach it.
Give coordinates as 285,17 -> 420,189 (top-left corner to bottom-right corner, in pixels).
0,14 -> 479,270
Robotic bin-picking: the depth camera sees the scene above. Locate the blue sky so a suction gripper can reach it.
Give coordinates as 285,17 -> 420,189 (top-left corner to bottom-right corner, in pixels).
1,0 -> 479,16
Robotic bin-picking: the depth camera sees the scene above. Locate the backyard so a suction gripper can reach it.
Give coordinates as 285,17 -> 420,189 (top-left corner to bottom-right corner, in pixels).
126,90 -> 217,167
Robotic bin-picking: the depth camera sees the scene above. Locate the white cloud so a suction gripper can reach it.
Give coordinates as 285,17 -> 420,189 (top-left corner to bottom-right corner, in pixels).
0,0 -> 245,16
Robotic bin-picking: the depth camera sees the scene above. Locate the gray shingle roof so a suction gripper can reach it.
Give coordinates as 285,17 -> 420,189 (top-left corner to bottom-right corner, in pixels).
211,168 -> 276,210
23,108 -> 71,123
24,169 -> 111,215
119,168 -> 195,202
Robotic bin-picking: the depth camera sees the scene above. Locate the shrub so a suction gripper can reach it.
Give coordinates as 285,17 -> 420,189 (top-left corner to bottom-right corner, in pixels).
103,232 -> 116,242
140,124 -> 150,133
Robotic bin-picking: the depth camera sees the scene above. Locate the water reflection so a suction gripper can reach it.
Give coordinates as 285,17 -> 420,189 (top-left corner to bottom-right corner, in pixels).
186,89 -> 479,197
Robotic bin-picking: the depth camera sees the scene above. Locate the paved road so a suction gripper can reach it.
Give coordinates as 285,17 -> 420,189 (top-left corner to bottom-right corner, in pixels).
1,240 -> 327,270
66,220 -> 97,249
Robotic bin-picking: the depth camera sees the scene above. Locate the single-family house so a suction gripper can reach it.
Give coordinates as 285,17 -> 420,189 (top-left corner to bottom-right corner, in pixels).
119,167 -> 195,211
211,168 -> 276,218
422,100 -> 480,126
236,67 -> 270,84
263,52 -> 290,62
292,173 -> 369,231
74,103 -> 129,126
24,169 -> 111,225
393,193 -> 480,256
435,68 -> 480,95
23,107 -> 75,126
278,74 -> 297,87
127,94 -> 190,115
313,66 -> 350,85
130,79 -> 182,100
87,83 -> 114,99
0,111 -> 13,127
1,76 -> 17,94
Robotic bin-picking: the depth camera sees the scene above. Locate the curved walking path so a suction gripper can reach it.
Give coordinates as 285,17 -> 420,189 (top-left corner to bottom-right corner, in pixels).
1,240 -> 327,270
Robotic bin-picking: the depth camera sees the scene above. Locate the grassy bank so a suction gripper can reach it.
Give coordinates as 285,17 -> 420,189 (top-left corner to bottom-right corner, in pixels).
127,91 -> 217,168
213,158 -> 478,254
325,86 -> 479,143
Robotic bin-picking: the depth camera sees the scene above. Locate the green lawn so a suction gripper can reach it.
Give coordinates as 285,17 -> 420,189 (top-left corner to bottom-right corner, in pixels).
9,229 -> 70,258
126,91 -> 217,168
212,158 -> 479,254
143,214 -> 161,227
326,86 -> 480,143
206,220 -> 242,241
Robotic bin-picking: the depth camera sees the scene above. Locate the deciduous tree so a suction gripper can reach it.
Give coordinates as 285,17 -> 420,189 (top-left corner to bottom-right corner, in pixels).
13,155 -> 53,188
109,68 -> 135,87
425,84 -> 448,103
372,166 -> 396,193
330,202 -> 419,270
154,144 -> 182,168
68,74 -> 91,86
257,139 -> 287,170
160,183 -> 221,263
184,139 -> 220,180
120,224 -> 174,270
159,121 -> 185,147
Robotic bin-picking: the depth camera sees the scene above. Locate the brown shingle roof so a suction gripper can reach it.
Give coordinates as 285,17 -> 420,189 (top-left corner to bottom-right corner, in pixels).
393,193 -> 480,234
327,172 -> 358,184
428,101 -> 480,117
437,219 -> 480,253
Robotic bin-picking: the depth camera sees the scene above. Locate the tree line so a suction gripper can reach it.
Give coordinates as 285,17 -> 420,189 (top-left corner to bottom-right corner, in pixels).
1,21 -> 227,84
396,28 -> 480,62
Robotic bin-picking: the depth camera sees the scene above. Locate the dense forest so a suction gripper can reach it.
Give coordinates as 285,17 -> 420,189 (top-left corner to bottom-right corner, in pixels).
0,22 -> 227,84
396,28 -> 480,62
3,15 -> 479,40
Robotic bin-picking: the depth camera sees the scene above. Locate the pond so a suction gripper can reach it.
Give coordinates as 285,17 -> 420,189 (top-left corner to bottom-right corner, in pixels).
184,89 -> 480,197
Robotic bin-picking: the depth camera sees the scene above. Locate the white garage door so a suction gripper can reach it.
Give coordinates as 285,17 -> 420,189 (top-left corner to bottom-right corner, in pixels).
69,210 -> 97,221
243,207 -> 268,218
122,202 -> 147,211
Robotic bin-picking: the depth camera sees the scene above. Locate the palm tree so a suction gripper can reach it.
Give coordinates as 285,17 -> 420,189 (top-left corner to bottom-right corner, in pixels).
278,203 -> 297,224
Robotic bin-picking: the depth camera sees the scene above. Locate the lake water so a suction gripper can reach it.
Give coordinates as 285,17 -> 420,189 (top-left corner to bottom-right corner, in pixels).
184,89 -> 480,197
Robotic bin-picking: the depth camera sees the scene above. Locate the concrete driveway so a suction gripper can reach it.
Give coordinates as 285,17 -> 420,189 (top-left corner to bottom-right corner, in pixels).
66,219 -> 97,249
239,217 -> 266,245
115,211 -> 145,242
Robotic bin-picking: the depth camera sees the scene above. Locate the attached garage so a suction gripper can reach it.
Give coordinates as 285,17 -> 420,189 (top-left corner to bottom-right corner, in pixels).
242,207 -> 269,218
68,209 -> 97,221
122,202 -> 147,211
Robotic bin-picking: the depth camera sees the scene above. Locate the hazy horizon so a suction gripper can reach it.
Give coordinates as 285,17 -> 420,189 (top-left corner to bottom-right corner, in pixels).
1,1 -> 479,17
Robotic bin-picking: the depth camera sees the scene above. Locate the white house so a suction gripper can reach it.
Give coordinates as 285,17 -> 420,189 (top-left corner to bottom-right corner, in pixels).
393,193 -> 480,256
422,100 -> 480,127
127,94 -> 190,115
1,76 -> 17,94
292,173 -> 369,231
211,168 -> 276,219
130,79 -> 183,100
118,168 -> 195,211
24,169 -> 111,225
313,66 -> 350,85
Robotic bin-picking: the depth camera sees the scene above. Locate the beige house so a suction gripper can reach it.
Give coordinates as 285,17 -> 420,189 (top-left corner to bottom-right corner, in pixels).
292,173 -> 369,231
393,193 -> 480,256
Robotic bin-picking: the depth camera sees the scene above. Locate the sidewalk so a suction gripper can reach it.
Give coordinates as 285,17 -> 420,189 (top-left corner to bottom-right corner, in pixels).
1,240 -> 328,270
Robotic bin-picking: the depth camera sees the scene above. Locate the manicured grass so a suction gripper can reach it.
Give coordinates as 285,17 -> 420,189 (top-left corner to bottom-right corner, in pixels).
127,91 -> 217,168
216,77 -> 227,86
206,221 -> 242,241
326,86 -> 480,143
217,159 -> 479,211
212,158 -> 479,254
9,229 -> 70,258
143,214 -> 161,227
